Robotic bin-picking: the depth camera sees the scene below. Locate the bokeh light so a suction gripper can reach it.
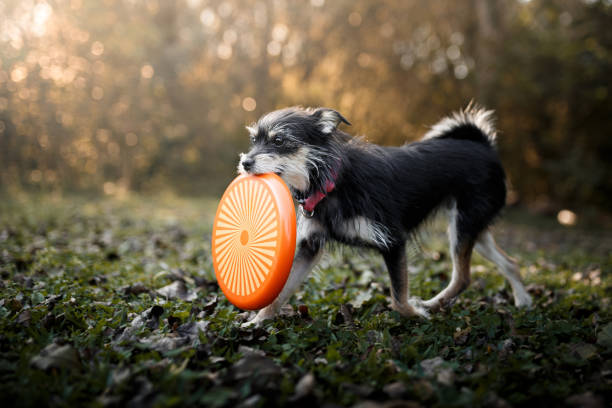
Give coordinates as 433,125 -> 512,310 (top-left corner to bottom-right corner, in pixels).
242,97 -> 257,112
557,210 -> 577,226
140,64 -> 154,79
0,0 -> 609,211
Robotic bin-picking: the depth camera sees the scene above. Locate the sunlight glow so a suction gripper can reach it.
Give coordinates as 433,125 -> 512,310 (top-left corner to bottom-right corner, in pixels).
32,2 -> 53,35
10,65 -> 28,82
140,64 -> 154,79
200,8 -> 216,27
242,97 -> 256,112
557,209 -> 577,226
217,44 -> 233,60
91,41 -> 104,56
272,24 -> 288,42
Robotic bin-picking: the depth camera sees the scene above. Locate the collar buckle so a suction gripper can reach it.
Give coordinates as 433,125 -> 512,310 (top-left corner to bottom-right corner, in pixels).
299,205 -> 315,218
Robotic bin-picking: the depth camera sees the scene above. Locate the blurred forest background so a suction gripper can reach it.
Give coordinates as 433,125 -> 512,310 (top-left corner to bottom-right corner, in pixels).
1,0 -> 611,214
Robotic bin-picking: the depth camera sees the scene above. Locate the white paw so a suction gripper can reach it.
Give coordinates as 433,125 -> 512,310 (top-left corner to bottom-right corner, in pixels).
407,297 -> 431,319
241,306 -> 278,328
240,317 -> 260,329
514,290 -> 533,308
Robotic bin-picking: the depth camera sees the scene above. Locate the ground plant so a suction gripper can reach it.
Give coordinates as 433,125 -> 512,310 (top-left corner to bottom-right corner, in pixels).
0,195 -> 610,407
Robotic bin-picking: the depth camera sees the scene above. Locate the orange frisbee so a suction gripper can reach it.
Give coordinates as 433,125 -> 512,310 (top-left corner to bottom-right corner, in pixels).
212,173 -> 296,310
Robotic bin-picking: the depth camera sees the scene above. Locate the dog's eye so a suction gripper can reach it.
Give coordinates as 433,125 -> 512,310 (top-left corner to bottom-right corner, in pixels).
250,135 -> 256,144
273,137 -> 283,146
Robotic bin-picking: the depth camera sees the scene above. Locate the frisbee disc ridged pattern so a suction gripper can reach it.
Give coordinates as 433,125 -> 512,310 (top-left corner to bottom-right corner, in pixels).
214,179 -> 277,295
212,174 -> 296,310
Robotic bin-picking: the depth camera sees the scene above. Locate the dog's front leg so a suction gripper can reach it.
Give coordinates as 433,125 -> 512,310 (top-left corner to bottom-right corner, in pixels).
245,218 -> 325,326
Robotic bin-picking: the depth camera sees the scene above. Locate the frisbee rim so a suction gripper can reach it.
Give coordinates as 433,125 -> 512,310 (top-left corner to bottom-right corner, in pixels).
212,173 -> 296,310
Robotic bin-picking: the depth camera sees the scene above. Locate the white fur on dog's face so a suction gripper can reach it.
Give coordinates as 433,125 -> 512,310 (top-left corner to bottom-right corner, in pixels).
237,106 -> 349,194
238,147 -> 312,192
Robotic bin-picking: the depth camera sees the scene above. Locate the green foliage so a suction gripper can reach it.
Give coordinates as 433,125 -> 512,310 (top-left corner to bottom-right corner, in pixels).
1,0 -> 611,210
0,195 -> 610,407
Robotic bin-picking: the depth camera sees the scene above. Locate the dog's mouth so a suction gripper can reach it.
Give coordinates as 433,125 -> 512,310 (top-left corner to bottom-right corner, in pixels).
242,161 -> 310,193
249,169 -> 282,177
291,189 -> 306,202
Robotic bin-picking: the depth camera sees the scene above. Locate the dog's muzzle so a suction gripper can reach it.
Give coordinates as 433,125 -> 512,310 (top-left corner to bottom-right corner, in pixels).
241,157 -> 254,172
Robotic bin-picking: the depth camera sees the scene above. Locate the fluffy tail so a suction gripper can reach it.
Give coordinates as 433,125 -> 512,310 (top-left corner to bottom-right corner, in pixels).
422,103 -> 497,148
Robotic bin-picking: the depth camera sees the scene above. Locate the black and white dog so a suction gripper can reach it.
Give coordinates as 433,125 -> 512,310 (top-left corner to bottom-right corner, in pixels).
238,105 -> 532,324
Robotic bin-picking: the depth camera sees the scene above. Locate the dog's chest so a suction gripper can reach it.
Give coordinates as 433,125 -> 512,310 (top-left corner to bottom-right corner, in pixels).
314,215 -> 391,249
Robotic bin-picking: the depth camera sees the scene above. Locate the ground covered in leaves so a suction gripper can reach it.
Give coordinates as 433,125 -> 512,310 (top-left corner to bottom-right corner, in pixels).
0,194 -> 611,408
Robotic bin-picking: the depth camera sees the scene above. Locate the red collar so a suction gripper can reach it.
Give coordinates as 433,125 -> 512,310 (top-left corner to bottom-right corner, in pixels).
299,162 -> 340,215
296,159 -> 341,216
301,178 -> 336,213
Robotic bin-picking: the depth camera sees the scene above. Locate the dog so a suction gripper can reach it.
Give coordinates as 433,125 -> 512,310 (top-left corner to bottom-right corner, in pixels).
238,105 -> 532,324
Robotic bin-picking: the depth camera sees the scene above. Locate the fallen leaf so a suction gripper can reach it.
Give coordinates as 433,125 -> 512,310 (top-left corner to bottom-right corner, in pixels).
341,382 -> 374,397
382,381 -> 407,399
292,372 -> 315,400
352,400 -> 422,408
167,315 -> 181,330
453,327 -> 471,345
565,392 -> 604,408
412,379 -> 434,401
176,320 -> 209,339
334,303 -> 354,326
571,343 -> 598,360
298,304 -> 311,319
229,354 -> 282,380
30,343 -> 80,371
209,356 -> 226,364
237,394 -> 262,408
238,345 -> 266,357
597,322 -> 612,350
280,304 -> 296,317
499,338 -> 515,358
121,283 -> 150,296
482,392 -> 512,408
350,289 -> 373,309
44,294 -> 61,310
357,270 -> 376,286
526,283 -> 546,296
201,295 -> 218,314
419,357 -> 454,385
115,306 -> 164,343
139,333 -> 189,353
7,298 -> 22,312
156,280 -> 198,301
110,367 -> 131,386
16,310 -> 31,325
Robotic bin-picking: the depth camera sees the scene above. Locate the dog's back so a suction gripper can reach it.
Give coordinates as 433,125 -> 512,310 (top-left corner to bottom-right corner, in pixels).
327,113 -> 506,239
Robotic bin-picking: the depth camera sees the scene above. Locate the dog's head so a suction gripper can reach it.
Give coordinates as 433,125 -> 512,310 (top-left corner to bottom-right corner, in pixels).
238,107 -> 350,194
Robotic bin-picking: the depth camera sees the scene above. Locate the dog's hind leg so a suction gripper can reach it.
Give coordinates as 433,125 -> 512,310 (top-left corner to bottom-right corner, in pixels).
475,230 -> 532,307
422,205 -> 475,312
383,242 -> 430,318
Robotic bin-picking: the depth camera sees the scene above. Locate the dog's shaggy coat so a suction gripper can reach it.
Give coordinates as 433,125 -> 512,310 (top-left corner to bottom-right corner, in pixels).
238,106 -> 532,323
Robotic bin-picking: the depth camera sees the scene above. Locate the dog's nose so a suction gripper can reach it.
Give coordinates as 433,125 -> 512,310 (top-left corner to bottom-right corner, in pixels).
241,157 -> 254,172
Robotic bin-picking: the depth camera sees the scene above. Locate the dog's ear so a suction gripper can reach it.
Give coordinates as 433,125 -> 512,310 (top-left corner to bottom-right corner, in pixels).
245,124 -> 257,137
311,108 -> 351,134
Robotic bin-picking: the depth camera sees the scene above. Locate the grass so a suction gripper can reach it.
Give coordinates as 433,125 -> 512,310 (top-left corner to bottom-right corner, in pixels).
0,194 -> 610,407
